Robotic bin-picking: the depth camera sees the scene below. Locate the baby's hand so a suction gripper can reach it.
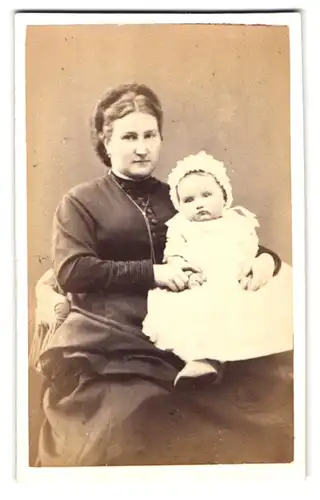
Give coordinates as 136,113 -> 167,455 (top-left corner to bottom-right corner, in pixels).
188,271 -> 207,289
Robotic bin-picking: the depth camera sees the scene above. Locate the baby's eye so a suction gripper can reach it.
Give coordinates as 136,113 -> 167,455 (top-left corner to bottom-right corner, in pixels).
202,191 -> 212,198
183,196 -> 194,203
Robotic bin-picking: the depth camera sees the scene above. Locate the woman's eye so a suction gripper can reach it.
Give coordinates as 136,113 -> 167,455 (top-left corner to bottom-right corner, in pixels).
122,134 -> 136,141
202,191 -> 212,198
145,131 -> 157,139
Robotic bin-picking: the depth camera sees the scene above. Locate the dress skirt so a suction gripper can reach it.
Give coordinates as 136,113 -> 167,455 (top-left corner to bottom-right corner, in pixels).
143,263 -> 293,362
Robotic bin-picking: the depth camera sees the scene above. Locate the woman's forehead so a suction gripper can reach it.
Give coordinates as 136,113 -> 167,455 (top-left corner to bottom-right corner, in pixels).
112,111 -> 158,134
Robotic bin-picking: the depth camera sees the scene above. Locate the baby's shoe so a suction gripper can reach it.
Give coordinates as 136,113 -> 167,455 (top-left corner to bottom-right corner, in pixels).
174,359 -> 225,388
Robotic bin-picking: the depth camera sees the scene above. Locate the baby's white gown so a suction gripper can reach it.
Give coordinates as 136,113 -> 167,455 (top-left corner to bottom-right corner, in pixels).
142,209 -> 293,362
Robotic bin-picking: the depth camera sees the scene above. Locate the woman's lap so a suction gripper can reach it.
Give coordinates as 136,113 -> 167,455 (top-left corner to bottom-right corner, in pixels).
39,375 -> 171,466
38,350 -> 293,466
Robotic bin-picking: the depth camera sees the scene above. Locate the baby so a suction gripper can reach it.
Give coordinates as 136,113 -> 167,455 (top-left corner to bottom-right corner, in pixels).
142,151 -> 293,385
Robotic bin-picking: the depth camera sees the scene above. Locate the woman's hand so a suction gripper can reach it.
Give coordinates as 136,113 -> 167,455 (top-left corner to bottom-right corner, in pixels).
153,263 -> 200,292
239,253 -> 275,291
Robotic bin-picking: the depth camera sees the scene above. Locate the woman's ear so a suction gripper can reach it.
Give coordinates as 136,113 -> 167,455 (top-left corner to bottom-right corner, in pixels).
103,138 -> 109,154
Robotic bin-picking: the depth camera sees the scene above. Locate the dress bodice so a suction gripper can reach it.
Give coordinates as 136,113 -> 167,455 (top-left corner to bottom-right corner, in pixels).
167,209 -> 260,285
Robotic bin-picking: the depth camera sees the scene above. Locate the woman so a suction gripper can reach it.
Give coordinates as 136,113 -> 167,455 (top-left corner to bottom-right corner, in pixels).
35,83 -> 293,466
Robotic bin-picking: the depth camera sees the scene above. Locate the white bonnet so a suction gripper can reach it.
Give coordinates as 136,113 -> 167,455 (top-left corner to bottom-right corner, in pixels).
168,150 -> 233,211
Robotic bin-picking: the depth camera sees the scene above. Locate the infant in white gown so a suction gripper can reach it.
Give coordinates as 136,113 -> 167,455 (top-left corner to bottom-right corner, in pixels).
142,152 -> 293,383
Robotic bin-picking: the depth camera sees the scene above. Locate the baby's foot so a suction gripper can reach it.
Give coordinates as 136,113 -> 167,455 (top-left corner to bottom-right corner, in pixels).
174,359 -> 224,387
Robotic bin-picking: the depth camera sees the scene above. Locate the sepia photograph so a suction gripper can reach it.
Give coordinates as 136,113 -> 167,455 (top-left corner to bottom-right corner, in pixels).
14,11 -> 305,479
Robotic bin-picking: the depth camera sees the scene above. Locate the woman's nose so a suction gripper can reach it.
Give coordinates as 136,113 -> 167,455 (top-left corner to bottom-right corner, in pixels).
135,139 -> 148,156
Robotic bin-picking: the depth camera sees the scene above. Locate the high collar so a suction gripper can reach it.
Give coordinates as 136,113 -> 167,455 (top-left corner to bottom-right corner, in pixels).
107,170 -> 160,195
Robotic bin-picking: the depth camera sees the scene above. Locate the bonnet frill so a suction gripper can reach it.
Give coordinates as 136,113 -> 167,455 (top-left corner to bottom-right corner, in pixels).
167,150 -> 258,225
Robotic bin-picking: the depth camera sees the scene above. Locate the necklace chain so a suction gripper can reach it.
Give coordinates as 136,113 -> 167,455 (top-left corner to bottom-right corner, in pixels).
108,171 -> 156,263
137,193 -> 151,215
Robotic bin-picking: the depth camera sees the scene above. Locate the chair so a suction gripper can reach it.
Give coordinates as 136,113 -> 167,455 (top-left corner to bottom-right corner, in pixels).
28,269 -> 70,465
29,269 -> 70,373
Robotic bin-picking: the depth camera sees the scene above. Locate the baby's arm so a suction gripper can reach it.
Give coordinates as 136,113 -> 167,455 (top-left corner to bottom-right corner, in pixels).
239,226 -> 260,278
234,210 -> 274,291
163,225 -> 189,265
164,223 -> 206,288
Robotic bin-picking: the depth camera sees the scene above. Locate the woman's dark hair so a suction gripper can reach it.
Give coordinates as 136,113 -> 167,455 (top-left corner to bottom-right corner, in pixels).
91,83 -> 163,167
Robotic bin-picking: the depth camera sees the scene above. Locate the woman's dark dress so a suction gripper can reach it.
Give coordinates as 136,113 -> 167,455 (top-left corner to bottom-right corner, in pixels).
38,171 -> 293,467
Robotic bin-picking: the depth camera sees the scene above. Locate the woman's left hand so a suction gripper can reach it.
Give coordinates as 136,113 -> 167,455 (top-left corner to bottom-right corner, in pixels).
239,253 -> 275,291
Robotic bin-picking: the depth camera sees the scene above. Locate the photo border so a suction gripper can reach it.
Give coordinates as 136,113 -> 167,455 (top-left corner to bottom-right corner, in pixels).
14,10 -> 305,483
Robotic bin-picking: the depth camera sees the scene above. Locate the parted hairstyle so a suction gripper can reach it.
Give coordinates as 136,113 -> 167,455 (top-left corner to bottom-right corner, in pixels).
91,83 -> 163,167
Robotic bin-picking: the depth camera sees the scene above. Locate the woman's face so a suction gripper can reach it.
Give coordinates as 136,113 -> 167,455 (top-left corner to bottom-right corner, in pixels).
106,111 -> 162,179
177,173 -> 225,222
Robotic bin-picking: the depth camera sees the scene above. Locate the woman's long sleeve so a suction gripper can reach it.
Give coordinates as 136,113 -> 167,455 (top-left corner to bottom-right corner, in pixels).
257,245 -> 282,276
52,194 -> 155,293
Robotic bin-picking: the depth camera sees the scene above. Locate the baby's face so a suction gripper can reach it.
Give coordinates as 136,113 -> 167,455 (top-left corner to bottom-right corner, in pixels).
177,172 -> 225,222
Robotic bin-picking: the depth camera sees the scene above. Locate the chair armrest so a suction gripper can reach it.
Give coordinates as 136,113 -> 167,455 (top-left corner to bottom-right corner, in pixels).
29,269 -> 70,372
35,269 -> 70,326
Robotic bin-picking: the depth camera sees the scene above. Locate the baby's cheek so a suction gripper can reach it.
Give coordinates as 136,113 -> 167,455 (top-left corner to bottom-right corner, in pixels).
182,206 -> 195,221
